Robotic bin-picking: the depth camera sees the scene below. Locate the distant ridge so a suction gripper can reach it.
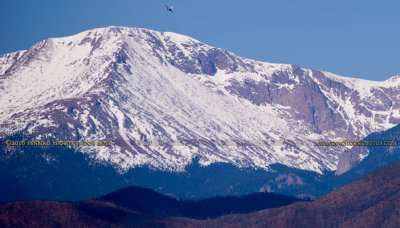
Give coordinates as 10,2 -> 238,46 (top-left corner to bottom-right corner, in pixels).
1,162 -> 400,227
99,185 -> 305,219
206,162 -> 400,227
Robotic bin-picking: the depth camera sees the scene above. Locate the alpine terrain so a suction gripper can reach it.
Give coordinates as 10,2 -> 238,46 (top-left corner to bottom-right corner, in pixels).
1,26 -> 400,176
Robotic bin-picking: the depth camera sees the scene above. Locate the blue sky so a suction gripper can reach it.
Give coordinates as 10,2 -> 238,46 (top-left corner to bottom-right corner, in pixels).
1,0 -> 399,81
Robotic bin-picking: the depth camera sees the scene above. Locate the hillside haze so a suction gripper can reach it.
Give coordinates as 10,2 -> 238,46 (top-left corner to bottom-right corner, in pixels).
1,26 -> 400,174
1,162 -> 400,227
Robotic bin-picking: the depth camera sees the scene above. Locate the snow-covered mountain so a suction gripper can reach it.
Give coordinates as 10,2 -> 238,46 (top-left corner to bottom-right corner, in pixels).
1,26 -> 399,173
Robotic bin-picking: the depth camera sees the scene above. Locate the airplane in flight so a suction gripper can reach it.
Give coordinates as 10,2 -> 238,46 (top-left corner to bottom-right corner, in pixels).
165,5 -> 174,12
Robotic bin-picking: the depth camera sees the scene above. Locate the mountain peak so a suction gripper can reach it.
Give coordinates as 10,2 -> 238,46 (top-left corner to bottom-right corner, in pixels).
74,26 -> 201,45
1,27 -> 400,173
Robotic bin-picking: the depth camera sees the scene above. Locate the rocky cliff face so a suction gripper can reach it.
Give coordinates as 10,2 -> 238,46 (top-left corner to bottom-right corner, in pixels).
1,26 -> 399,173
336,122 -> 400,175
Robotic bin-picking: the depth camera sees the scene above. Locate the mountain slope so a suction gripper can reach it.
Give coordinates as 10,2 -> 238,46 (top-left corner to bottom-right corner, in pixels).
1,162 -> 400,228
0,142 -> 323,202
1,26 -> 400,173
336,121 -> 400,175
206,161 -> 400,228
98,185 -> 305,219
1,120 -> 397,203
0,185 -> 305,227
